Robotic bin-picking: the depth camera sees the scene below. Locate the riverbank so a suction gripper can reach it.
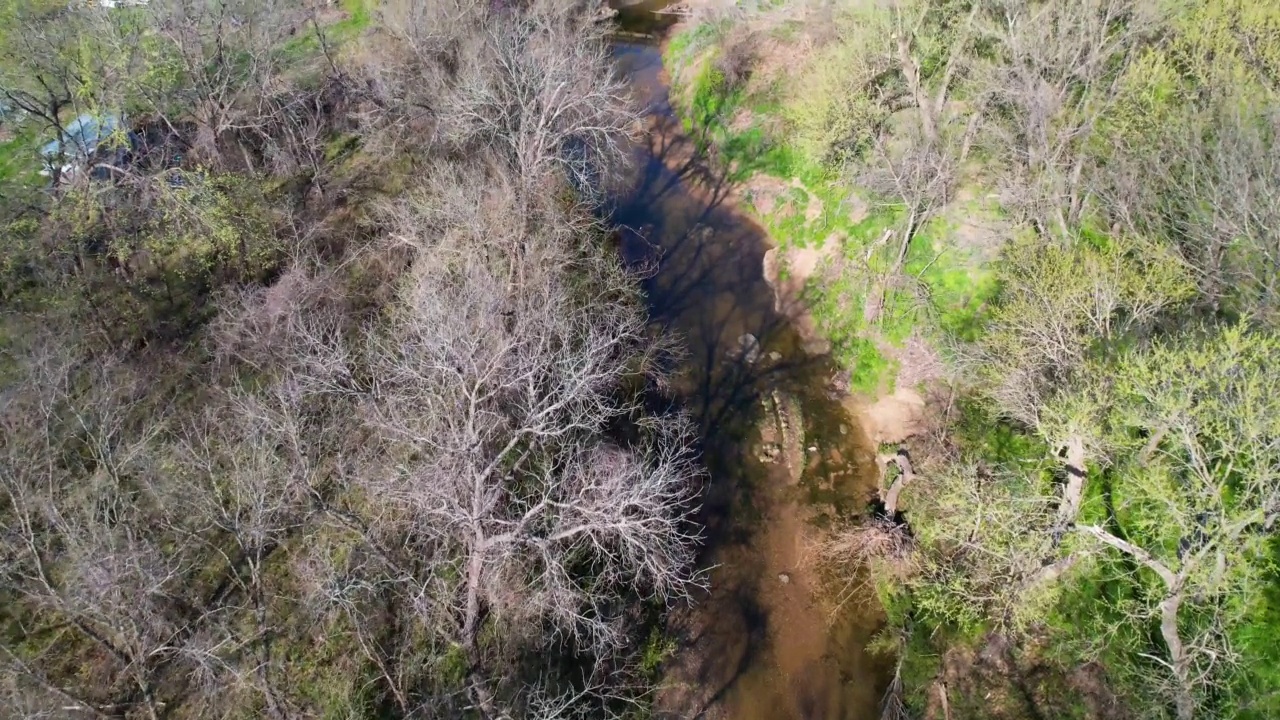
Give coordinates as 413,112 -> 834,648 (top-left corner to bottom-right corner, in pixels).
611,30 -> 892,720
648,4 -> 1280,720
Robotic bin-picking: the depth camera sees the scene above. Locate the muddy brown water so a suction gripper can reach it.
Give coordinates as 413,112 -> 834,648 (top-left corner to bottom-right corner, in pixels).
609,19 -> 892,720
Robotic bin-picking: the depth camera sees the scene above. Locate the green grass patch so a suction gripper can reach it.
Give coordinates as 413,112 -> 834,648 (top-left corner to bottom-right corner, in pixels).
846,336 -> 895,393
639,625 -> 677,679
771,18 -> 806,43
684,63 -> 742,145
667,38 -> 809,186
280,0 -> 375,64
664,21 -> 727,68
807,270 -> 899,394
334,0 -> 375,36
1229,535 -> 1280,719
720,125 -> 801,179
662,25 -> 999,394
323,132 -> 362,163
903,222 -> 998,342
282,616 -> 376,719
762,203 -> 907,394
951,399 -> 1048,466
802,211 -> 997,392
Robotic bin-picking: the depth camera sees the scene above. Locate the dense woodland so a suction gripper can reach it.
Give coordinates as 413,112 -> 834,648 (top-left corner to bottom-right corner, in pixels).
665,1 -> 1280,719
0,1 -> 706,717
7,0 -> 1280,718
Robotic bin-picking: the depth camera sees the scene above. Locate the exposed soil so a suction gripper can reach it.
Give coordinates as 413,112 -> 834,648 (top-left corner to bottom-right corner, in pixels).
657,383 -> 888,720
761,242 -> 839,357
850,388 -> 927,446
924,633 -> 1128,720
741,174 -> 790,216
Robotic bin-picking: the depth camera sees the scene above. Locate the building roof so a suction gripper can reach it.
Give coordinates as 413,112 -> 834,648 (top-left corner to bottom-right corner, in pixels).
40,113 -> 124,159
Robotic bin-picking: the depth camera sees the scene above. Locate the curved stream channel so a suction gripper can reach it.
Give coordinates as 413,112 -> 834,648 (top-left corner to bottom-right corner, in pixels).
608,10 -> 891,719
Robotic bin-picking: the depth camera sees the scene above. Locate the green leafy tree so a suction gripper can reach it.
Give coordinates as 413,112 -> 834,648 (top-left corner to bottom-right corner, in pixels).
0,1 -> 143,179
1096,1 -> 1280,322
974,234 -> 1193,436
1068,326 -> 1280,719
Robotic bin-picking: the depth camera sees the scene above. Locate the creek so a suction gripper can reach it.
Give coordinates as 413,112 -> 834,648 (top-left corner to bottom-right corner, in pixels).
608,12 -> 892,720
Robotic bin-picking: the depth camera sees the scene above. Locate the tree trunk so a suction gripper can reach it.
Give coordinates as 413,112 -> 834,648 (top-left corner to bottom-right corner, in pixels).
1055,437 -> 1087,530
1025,555 -> 1079,588
879,450 -> 915,517
862,229 -> 897,326
867,209 -> 918,329
1161,592 -> 1195,720
462,547 -> 485,652
896,34 -> 937,147
1079,525 -> 1194,718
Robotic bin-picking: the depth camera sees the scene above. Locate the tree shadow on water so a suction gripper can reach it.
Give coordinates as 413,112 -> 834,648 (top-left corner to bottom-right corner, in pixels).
606,40 -> 890,717
607,39 -> 889,718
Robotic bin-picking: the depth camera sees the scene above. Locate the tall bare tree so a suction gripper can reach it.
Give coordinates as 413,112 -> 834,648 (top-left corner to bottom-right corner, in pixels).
139,0 -> 309,168
325,169 -> 702,699
0,340 -> 201,720
977,0 -> 1162,235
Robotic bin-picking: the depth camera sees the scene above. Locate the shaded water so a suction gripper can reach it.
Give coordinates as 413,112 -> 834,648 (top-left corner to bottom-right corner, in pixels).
610,25 -> 891,720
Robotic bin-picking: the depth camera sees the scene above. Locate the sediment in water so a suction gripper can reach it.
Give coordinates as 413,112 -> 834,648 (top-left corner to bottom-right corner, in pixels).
609,23 -> 891,719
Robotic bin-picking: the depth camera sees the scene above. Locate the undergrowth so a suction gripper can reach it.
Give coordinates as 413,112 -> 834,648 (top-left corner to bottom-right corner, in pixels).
664,21 -> 995,395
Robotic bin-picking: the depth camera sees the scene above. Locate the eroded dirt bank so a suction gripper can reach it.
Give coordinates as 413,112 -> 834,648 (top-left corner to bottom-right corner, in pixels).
611,36 -> 892,720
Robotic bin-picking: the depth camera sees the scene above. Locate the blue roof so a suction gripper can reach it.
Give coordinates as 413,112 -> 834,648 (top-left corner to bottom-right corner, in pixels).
40,113 -> 124,159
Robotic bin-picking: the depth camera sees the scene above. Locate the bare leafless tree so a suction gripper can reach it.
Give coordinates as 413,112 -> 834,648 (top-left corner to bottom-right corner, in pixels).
447,0 -> 636,196
168,383 -> 326,719
343,169 -> 704,665
1101,102 -> 1280,322
139,0 -> 310,168
200,155 -> 704,715
0,339 -> 199,720
2,2 -> 703,717
976,0 -> 1162,235
890,0 -> 979,149
363,0 -> 636,197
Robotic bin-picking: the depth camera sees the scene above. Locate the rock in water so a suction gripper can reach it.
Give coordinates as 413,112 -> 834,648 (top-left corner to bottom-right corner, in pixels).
735,333 -> 761,364
778,572 -> 791,584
